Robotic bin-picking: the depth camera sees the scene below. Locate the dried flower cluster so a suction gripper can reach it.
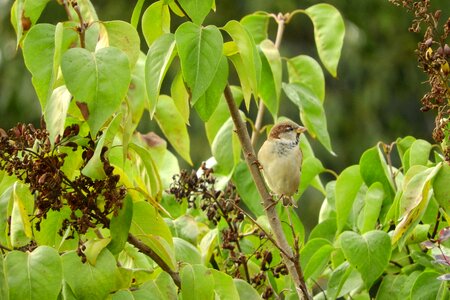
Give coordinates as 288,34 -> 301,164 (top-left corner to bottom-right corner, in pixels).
169,166 -> 288,298
390,0 -> 450,158
0,123 -> 126,240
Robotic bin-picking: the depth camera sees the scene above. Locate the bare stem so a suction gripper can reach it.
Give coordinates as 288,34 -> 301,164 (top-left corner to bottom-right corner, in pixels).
71,1 -> 86,48
127,233 -> 181,288
223,85 -> 311,299
250,13 -> 287,147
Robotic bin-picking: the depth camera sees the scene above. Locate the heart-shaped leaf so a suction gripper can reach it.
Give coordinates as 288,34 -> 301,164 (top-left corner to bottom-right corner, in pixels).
61,47 -> 131,135
175,22 -> 223,104
340,230 -> 391,289
141,1 -> 170,46
5,246 -> 62,300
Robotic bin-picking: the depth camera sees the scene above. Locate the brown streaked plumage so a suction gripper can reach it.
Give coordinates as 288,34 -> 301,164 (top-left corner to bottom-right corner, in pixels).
257,120 -> 306,207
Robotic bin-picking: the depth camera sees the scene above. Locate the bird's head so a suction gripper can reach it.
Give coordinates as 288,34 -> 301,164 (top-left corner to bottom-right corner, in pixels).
269,120 -> 306,143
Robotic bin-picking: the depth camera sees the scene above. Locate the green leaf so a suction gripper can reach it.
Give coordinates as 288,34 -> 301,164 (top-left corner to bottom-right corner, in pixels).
283,82 -> 334,154
82,113 -> 122,179
131,0 -> 146,28
211,269 -> 240,300
171,71 -> 190,125
409,139 -> 431,167
45,85 -> 71,145
155,95 -> 192,165
181,264 -> 214,300
141,1 -> 170,47
171,215 -> 199,245
300,238 -> 334,281
410,271 -> 442,300
99,20 -> 141,68
359,145 -> 395,200
391,164 -> 441,248
61,47 -> 131,136
174,237 -> 201,265
145,33 -> 177,117
194,55 -> 229,121
303,3 -> 345,77
130,201 -> 175,270
177,0 -> 213,25
199,229 -> 218,265
11,0 -> 51,45
34,207 -> 77,250
222,20 -> 261,107
287,55 -> 325,102
83,238 -> 112,266
228,53 -> 252,106
326,262 -> 363,299
175,22 -> 223,104
376,274 -> 407,299
232,161 -> 264,217
234,279 -> 260,299
5,246 -> 62,300
129,143 -> 163,198
340,230 -> 391,289
211,117 -> 241,175
433,163 -> 450,210
309,218 -> 337,242
241,13 -> 269,45
335,165 -> 363,233
258,39 -> 281,118
22,23 -> 77,109
358,182 -> 384,233
0,255 -> 8,300
108,195 -> 133,255
62,249 -> 119,299
11,182 -> 33,248
298,156 -> 325,197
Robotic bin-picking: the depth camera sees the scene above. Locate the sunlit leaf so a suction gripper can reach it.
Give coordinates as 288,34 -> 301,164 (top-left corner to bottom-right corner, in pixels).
10,182 -> 33,248
391,164 -> 441,248
222,20 -> 261,108
141,1 -> 170,47
145,33 -> 177,117
258,39 -> 281,118
241,13 -> 269,45
300,238 -> 334,281
155,95 -> 192,165
99,20 -> 141,68
358,182 -> 384,233
82,113 -> 122,180
108,195 -> 133,255
171,71 -> 190,125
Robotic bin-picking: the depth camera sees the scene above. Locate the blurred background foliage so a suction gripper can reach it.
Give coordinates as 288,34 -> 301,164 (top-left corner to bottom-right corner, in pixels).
0,0 -> 447,228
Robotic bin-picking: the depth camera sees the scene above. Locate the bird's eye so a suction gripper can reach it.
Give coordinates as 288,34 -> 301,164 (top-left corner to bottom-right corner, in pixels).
286,126 -> 293,131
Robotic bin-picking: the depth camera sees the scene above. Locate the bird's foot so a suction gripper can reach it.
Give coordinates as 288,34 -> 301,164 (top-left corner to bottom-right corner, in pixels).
262,196 -> 278,210
282,195 -> 298,208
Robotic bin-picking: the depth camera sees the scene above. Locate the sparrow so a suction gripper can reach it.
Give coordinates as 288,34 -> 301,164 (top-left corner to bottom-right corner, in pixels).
257,120 -> 306,207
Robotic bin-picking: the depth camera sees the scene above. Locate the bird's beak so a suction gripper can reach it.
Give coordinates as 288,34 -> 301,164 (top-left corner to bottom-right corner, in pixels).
296,126 -> 307,134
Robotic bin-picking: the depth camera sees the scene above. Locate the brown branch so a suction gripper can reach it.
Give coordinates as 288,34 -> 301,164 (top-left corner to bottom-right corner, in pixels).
127,233 -> 181,289
223,85 -> 311,299
71,1 -> 86,48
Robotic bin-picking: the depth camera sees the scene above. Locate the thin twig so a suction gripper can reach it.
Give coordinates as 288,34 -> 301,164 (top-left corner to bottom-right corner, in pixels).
72,1 -> 86,48
127,233 -> 181,288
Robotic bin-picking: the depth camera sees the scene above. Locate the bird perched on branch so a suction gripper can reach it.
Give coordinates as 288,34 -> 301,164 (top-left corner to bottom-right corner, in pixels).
257,120 -> 306,208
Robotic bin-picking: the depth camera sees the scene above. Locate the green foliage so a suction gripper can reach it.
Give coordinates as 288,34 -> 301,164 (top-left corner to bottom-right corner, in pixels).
1,0 -> 449,299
